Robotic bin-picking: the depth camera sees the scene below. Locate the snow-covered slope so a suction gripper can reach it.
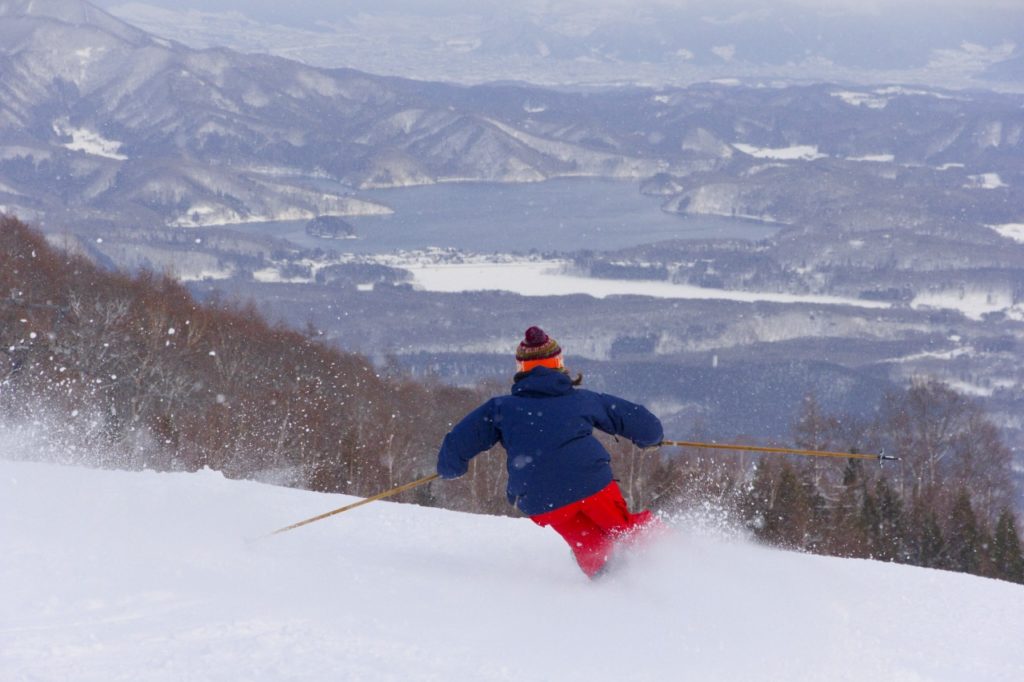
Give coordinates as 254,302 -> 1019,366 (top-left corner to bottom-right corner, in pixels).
3,458 -> 1023,682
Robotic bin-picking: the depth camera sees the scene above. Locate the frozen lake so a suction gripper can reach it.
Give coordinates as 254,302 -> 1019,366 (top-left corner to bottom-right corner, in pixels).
245,178 -> 779,253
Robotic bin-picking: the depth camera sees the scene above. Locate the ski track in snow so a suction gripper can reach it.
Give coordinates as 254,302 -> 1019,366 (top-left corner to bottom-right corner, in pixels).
2,458 -> 1023,682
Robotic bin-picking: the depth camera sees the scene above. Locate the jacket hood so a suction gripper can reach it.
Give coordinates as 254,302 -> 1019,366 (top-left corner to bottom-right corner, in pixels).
511,366 -> 574,398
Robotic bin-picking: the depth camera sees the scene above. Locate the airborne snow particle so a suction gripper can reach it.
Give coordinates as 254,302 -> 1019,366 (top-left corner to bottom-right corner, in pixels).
512,455 -> 533,469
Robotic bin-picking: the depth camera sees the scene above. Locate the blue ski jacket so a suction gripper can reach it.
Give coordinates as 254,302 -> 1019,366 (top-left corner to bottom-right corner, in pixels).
436,366 -> 664,516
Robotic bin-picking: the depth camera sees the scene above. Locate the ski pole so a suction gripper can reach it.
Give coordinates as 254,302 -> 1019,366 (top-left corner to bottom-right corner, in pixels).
262,472 -> 440,539
661,440 -> 898,462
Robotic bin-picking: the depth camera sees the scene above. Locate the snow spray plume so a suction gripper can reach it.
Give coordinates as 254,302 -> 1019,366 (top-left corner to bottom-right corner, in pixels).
0,382 -> 303,483
656,497 -> 749,544
0,394 -> 139,470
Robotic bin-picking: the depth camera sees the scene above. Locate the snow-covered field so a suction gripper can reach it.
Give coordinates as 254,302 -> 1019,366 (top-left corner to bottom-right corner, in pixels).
910,285 -> 1024,321
732,143 -> 826,161
398,259 -> 891,310
3,454 -> 1023,681
990,223 -> 1024,243
966,173 -> 1008,190
244,253 -> 892,309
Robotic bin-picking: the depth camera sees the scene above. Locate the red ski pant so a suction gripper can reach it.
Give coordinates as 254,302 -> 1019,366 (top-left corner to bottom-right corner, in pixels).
530,481 -> 654,578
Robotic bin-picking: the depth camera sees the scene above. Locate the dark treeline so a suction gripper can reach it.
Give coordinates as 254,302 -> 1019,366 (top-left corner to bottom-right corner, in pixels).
613,385 -> 1024,584
2,215 -> 1022,582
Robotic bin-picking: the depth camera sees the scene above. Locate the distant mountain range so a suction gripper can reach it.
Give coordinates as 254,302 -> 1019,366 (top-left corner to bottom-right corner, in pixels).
1,0 -> 1022,239
0,0 -> 665,231
97,0 -> 1024,91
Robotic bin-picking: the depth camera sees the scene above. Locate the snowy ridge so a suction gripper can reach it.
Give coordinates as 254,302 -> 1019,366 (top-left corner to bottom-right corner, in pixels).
2,456 -> 1023,681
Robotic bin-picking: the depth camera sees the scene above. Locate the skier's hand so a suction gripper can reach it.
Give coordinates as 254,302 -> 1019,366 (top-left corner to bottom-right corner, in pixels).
437,463 -> 465,480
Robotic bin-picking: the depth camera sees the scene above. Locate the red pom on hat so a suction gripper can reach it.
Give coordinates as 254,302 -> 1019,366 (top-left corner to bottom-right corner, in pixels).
523,326 -> 549,348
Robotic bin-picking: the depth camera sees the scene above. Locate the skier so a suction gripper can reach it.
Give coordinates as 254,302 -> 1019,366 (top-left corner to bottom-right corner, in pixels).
436,326 -> 664,578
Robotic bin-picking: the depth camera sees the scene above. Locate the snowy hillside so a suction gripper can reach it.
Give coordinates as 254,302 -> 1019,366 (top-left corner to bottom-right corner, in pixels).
3,457 -> 1023,681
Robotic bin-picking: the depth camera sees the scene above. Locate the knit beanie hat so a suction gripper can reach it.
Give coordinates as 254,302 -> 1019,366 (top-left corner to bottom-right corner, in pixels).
515,326 -> 564,372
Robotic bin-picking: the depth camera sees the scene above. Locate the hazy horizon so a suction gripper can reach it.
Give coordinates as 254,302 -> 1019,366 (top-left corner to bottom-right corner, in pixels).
92,0 -> 1022,89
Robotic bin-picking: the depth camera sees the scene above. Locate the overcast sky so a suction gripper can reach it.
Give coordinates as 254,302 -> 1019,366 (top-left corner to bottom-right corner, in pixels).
99,0 -> 1024,18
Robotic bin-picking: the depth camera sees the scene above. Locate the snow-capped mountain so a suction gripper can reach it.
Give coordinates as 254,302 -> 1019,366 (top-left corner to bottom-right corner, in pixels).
0,0 -> 667,230
2,0 -> 1022,234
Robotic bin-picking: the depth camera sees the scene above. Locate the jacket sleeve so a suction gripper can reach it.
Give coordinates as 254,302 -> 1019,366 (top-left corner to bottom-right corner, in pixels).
592,392 -> 664,448
436,399 -> 501,479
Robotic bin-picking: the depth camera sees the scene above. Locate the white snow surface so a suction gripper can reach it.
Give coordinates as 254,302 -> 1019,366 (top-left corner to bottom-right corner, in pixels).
965,173 -> 1008,190
54,123 -> 128,161
990,223 -> 1024,242
732,143 -> 827,161
3,456 -> 1023,681
832,91 -> 890,109
911,287 -> 1017,321
831,87 -> 960,110
847,153 -> 895,163
399,258 -> 889,309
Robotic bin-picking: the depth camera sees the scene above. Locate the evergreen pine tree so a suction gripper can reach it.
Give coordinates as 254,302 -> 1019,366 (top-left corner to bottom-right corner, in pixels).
906,494 -> 947,569
991,509 -> 1024,584
771,462 -> 811,549
799,463 -> 829,553
859,486 -> 880,558
946,489 -> 982,576
919,509 -> 948,569
829,458 -> 868,558
868,477 -> 904,562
